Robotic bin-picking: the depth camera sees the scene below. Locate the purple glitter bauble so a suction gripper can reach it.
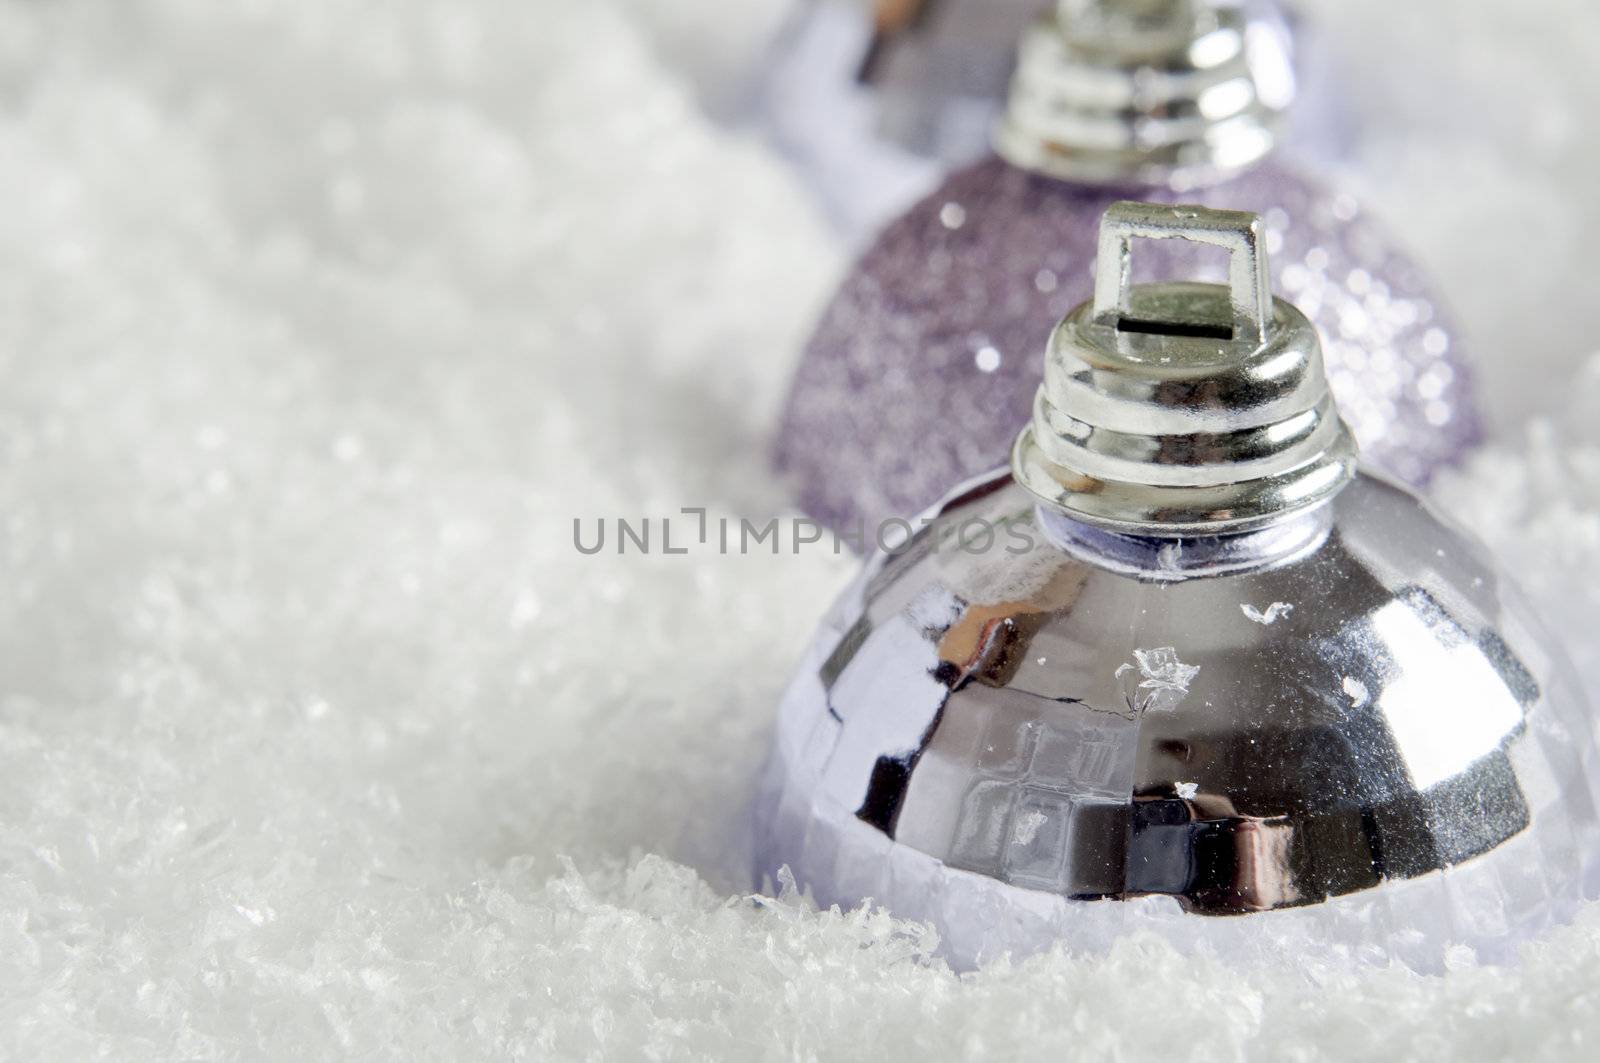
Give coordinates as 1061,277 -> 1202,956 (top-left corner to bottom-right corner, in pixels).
776,156 -> 1483,533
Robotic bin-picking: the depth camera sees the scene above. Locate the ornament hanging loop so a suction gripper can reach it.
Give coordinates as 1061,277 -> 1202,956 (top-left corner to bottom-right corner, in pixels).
1091,201 -> 1272,346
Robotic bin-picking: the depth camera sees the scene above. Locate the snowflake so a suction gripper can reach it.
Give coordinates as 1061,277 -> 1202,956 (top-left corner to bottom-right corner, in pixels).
1116,647 -> 1201,714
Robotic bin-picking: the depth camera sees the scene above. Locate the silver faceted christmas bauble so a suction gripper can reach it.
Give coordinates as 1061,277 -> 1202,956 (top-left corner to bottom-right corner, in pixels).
755,203 -> 1599,971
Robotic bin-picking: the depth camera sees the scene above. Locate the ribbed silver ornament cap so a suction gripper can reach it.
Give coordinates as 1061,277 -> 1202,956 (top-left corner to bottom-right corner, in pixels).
994,0 -> 1295,187
1013,201 -> 1356,536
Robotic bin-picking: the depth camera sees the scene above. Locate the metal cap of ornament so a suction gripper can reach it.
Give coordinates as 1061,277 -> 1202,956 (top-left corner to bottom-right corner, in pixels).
1013,201 -> 1356,536
994,0 -> 1296,188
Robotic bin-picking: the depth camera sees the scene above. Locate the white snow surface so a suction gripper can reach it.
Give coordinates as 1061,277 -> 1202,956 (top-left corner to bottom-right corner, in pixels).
4,0 -> 1600,1058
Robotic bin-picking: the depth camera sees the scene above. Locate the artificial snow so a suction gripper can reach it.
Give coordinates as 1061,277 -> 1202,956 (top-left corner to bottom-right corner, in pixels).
1118,648 -> 1202,716
1345,676 -> 1373,708
1242,602 -> 1296,625
5,0 -> 1600,1059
